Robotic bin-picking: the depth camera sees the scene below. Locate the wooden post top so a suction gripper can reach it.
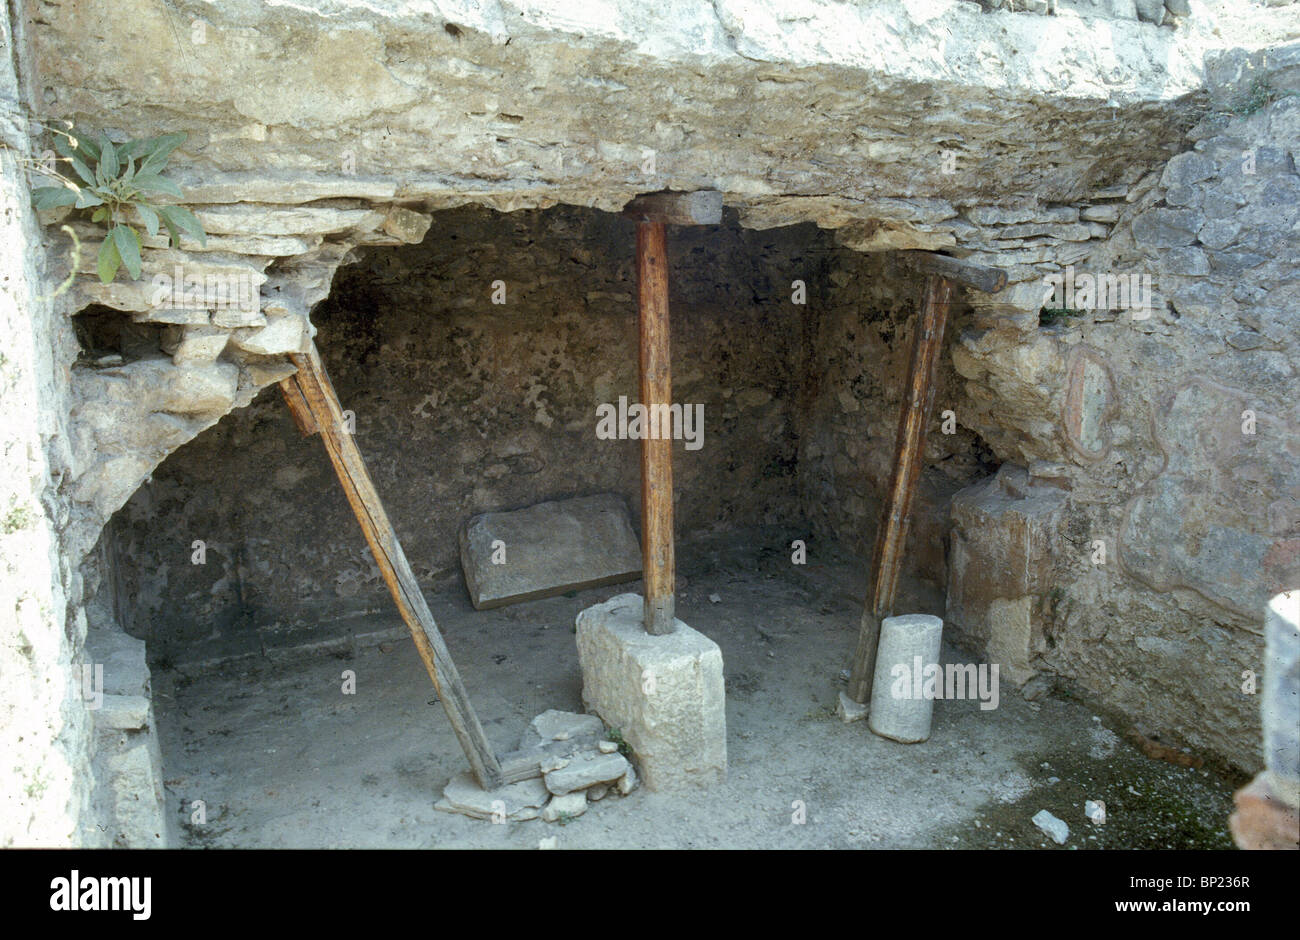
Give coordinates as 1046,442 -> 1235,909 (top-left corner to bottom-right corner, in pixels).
896,251 -> 1008,294
623,190 -> 723,226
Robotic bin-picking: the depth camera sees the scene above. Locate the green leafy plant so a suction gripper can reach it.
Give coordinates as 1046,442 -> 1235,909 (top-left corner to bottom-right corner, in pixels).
31,125 -> 206,283
2,504 -> 33,534
1228,77 -> 1275,118
605,727 -> 633,758
1038,306 -> 1085,327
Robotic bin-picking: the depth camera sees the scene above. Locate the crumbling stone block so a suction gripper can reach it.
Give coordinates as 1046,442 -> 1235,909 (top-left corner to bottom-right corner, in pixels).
380,206 -> 432,244
96,695 -> 151,731
162,324 -> 230,365
230,313 -> 309,355
103,740 -> 168,848
576,593 -> 726,791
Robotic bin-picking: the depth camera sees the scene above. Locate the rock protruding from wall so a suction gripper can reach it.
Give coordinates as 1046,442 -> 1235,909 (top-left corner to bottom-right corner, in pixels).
948,466 -> 1069,686
49,205 -> 433,568
84,627 -> 170,848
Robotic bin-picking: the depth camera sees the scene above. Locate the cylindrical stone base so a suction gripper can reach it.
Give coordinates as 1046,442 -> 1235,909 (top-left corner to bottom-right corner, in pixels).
868,613 -> 943,743
1264,590 -> 1299,808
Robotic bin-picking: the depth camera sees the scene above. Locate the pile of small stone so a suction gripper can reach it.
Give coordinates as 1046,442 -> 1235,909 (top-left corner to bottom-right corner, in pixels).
435,710 -> 638,824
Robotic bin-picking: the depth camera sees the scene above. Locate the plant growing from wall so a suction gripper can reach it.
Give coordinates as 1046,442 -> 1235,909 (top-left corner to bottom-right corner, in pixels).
30,125 -> 206,283
1038,306 -> 1085,327
605,727 -> 633,758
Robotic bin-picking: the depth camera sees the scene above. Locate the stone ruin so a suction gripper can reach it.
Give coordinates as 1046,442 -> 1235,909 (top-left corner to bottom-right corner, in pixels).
0,0 -> 1297,848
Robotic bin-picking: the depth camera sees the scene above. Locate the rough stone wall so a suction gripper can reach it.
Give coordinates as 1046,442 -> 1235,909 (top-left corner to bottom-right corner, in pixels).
2,4 -> 173,848
797,252 -> 997,589
28,0 -> 1268,573
111,206 -> 824,663
0,8 -> 100,846
969,0 -> 1188,25
943,49 -> 1300,770
27,0 -> 1216,230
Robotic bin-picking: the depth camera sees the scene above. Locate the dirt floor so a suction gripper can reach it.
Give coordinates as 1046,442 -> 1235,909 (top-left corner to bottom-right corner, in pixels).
151,527 -> 1242,849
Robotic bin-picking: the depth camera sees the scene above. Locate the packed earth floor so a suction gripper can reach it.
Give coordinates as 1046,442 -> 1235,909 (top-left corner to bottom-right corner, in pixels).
153,527 -> 1242,850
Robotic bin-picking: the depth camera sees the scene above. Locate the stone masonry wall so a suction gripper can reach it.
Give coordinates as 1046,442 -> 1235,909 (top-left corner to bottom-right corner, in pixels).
942,50 -> 1300,770
797,252 -> 996,591
110,206 -> 827,663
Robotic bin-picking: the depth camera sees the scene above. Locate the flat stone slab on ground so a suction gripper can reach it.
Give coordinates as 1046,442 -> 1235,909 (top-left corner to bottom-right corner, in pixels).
459,493 -> 642,609
520,709 -> 606,749
544,751 -> 629,795
542,791 -> 587,823
836,691 -> 868,723
436,771 -> 550,821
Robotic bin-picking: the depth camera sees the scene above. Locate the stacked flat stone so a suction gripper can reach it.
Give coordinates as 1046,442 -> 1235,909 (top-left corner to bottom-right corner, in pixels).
435,710 -> 639,824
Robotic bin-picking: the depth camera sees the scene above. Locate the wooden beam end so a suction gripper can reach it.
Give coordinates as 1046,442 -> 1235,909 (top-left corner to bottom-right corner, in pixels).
623,190 -> 723,226
899,251 -> 1008,294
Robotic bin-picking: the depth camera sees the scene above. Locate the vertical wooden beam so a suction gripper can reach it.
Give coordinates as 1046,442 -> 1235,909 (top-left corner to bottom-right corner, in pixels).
846,273 -> 954,703
280,344 -> 504,790
623,190 -> 719,636
637,220 -> 676,636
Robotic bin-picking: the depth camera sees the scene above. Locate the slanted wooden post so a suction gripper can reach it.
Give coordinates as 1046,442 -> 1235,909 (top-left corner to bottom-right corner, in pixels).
846,253 -> 1006,703
280,343 -> 505,790
624,190 -> 723,636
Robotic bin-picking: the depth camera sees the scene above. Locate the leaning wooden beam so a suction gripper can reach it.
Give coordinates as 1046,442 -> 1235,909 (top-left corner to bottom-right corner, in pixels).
636,220 -> 677,636
280,374 -> 318,435
846,273 -> 955,703
279,344 -> 505,790
897,251 -> 1007,294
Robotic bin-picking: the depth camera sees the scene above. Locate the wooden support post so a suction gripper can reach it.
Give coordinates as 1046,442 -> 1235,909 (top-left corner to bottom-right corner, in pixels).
622,190 -> 720,636
280,343 -> 505,790
846,273 -> 955,703
637,220 -> 676,636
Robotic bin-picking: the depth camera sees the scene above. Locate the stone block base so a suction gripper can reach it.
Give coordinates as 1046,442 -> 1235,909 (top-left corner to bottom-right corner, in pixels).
576,593 -> 726,791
